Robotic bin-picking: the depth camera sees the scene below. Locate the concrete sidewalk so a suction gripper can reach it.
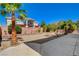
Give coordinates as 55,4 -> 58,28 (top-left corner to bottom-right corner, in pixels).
22,32 -> 56,42
0,43 -> 41,56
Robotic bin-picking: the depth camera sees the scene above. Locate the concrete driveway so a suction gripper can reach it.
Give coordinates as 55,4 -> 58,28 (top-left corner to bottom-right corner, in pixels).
25,34 -> 79,56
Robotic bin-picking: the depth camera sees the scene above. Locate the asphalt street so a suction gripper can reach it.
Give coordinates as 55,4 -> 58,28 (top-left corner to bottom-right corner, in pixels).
25,34 -> 79,56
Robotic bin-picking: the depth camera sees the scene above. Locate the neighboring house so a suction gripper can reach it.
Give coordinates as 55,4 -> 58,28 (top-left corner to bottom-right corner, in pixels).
6,17 -> 40,35
6,17 -> 26,27
6,17 -> 39,28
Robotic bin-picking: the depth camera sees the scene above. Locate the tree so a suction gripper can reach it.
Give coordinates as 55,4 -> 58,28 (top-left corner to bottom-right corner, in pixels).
67,19 -> 74,33
1,3 -> 27,45
47,24 -> 57,32
41,20 -> 47,32
72,23 -> 77,30
67,19 -> 73,24
18,13 -> 27,20
8,24 -> 22,34
76,20 -> 79,30
64,19 -> 76,33
57,21 -> 66,29
0,4 -> 2,29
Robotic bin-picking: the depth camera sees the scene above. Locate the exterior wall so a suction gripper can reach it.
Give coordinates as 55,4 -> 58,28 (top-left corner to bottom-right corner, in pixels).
2,26 -> 9,37
2,26 -> 40,36
22,27 -> 40,35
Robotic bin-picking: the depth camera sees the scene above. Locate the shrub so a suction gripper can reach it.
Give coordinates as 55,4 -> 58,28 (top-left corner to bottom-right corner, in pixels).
8,25 -> 22,34
41,20 -> 47,32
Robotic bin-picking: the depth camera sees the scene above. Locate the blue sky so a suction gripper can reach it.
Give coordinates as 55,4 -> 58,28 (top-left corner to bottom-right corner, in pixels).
1,3 -> 79,26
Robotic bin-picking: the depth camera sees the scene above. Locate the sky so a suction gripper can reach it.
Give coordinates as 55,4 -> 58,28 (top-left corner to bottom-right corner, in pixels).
1,3 -> 79,26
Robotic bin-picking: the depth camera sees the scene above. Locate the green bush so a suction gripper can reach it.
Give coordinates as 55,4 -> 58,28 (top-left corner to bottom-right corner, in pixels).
8,25 -> 22,34
41,20 -> 47,32
46,24 -> 57,32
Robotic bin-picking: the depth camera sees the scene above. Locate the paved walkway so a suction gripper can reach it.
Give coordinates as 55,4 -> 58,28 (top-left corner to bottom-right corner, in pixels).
26,34 -> 79,56
22,32 -> 56,42
0,43 -> 41,56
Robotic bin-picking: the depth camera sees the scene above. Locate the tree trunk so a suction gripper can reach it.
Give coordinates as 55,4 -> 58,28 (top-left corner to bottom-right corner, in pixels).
11,11 -> 17,45
0,26 -> 2,46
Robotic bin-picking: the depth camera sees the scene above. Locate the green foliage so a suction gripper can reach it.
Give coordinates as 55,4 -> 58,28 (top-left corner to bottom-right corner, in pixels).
76,20 -> 79,29
1,4 -> 21,12
8,25 -> 22,34
41,20 -> 46,27
16,25 -> 22,33
47,24 -> 57,32
40,19 -> 78,33
0,3 -> 27,19
19,13 -> 27,20
57,21 -> 66,29
67,19 -> 73,24
72,23 -> 77,30
41,20 -> 47,32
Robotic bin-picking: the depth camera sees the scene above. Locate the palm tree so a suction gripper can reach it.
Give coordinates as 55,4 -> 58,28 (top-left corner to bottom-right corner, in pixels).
0,5 -> 2,27
18,13 -> 27,26
0,3 -> 27,45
